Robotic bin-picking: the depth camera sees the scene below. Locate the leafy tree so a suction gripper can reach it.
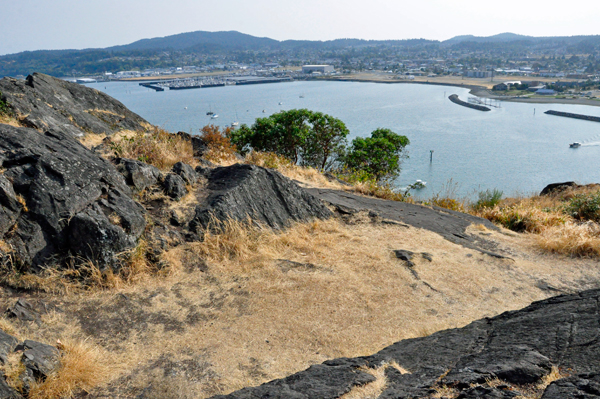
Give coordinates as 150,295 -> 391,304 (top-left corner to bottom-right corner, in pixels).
230,109 -> 349,170
343,128 -> 410,182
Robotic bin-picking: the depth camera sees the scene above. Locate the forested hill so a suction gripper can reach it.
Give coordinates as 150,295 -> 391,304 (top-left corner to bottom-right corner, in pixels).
1,30 -> 599,78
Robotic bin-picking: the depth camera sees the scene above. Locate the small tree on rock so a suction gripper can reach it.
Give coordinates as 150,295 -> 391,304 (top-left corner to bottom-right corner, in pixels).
343,128 -> 410,182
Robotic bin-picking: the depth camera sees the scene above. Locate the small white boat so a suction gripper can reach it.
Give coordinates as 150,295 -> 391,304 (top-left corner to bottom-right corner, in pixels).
570,142 -> 581,148
184,107 -> 187,110
262,110 -> 266,113
231,122 -> 239,127
278,102 -> 283,105
413,179 -> 427,189
211,114 -> 219,119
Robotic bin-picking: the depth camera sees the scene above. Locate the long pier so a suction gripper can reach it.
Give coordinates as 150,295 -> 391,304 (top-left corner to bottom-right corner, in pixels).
139,83 -> 164,91
544,110 -> 600,123
448,94 -> 490,111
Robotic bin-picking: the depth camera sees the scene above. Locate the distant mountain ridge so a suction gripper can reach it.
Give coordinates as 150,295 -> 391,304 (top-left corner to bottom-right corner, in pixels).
443,32 -> 534,44
1,30 -> 599,78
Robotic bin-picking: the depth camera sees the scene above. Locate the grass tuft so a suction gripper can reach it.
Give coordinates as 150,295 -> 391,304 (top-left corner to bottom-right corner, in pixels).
109,127 -> 194,170
28,339 -> 111,399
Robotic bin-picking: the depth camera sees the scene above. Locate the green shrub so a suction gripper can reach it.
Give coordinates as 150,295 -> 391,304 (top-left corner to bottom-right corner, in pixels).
0,92 -> 10,115
565,191 -> 600,222
343,128 -> 410,182
473,189 -> 503,210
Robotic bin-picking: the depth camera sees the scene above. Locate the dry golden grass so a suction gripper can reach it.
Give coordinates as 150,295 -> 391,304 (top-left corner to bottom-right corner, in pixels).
0,113 -> 22,127
79,133 -> 108,149
0,238 -> 158,293
28,340 -> 111,399
109,127 -> 195,171
340,366 -> 389,399
474,200 -> 567,234
514,366 -> 566,399
431,385 -> 459,398
0,214 -> 595,398
244,151 -> 343,188
350,180 -> 409,202
536,222 -> 600,257
2,351 -> 26,393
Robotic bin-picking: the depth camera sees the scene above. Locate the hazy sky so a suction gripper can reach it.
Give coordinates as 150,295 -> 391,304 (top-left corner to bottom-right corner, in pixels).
2,0 -> 599,55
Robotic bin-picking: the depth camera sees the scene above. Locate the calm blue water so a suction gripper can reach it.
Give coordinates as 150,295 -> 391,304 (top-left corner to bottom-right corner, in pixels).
87,80 -> 600,198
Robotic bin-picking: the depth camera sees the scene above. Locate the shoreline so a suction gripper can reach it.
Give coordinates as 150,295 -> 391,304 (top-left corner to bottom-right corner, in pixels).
321,77 -> 600,108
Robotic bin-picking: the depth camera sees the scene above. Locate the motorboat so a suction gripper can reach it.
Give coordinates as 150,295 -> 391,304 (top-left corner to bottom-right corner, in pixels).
413,179 -> 427,189
231,121 -> 239,127
569,142 -> 581,148
211,114 -> 219,119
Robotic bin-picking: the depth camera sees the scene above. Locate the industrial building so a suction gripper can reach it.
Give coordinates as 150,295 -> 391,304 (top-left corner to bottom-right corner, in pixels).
302,65 -> 334,74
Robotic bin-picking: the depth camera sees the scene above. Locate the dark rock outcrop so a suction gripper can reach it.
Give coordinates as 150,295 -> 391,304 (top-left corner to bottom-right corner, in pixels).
162,174 -> 188,200
0,124 -> 146,270
0,73 -> 148,137
0,377 -> 22,399
540,181 -> 578,196
17,340 -> 60,379
5,299 -> 40,324
0,330 -> 18,364
541,374 -> 600,398
309,188 -> 502,256
172,162 -> 198,186
210,289 -> 600,399
116,158 -> 163,191
189,164 -> 332,231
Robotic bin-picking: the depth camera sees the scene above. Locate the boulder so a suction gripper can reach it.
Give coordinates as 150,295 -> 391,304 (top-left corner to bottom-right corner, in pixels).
5,299 -> 40,324
457,386 -> 519,399
0,377 -> 21,399
541,373 -> 600,398
172,162 -> 197,186
0,330 -> 18,365
17,340 -> 60,379
540,182 -> 578,196
189,164 -> 332,232
162,174 -> 188,200
208,289 -> 600,399
0,175 -> 22,236
0,73 -> 148,137
0,124 -> 146,270
444,345 -> 552,387
116,158 -> 163,191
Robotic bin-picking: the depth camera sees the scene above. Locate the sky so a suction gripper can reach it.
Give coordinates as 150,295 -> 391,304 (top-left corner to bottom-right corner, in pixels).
2,0 -> 599,56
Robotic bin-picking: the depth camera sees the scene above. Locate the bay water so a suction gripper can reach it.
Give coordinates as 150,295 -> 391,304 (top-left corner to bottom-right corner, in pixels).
87,80 -> 600,199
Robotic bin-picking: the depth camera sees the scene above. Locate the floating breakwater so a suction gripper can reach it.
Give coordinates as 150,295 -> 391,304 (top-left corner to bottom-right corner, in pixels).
544,110 -> 600,123
448,94 -> 491,111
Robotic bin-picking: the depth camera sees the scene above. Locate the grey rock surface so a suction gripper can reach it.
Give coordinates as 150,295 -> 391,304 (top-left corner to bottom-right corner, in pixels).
0,73 -> 148,137
0,124 -> 145,270
17,340 -> 60,378
540,181 -> 578,196
172,162 -> 198,186
0,330 -> 18,365
0,376 -> 22,399
541,373 -> 600,398
116,158 -> 163,191
308,188 -> 504,256
209,289 -> 600,399
163,174 -> 188,200
189,164 -> 332,231
0,175 -> 21,237
5,299 -> 40,324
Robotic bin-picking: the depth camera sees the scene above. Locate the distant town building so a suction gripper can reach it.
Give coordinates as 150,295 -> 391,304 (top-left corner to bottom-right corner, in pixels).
465,71 -> 492,78
536,89 -> 556,95
302,65 -> 334,74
